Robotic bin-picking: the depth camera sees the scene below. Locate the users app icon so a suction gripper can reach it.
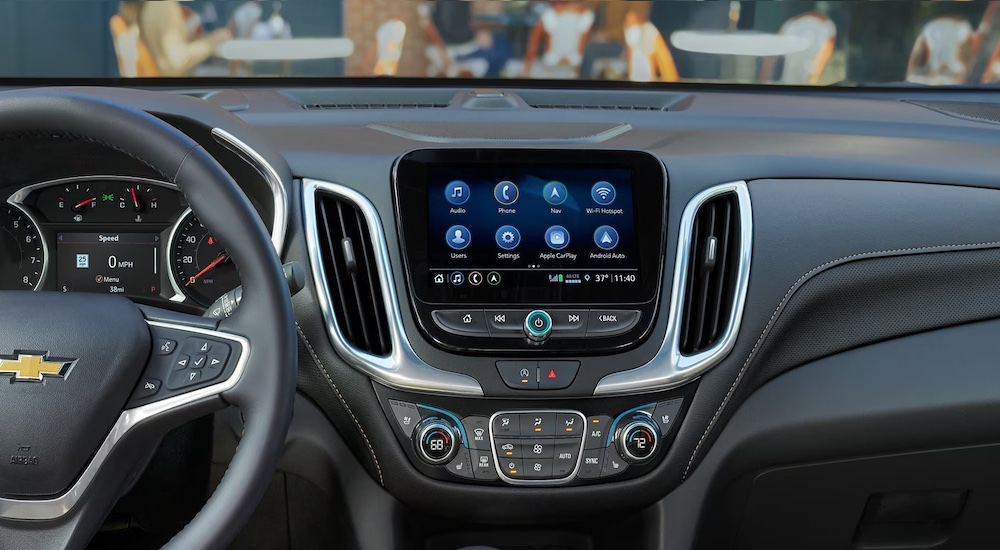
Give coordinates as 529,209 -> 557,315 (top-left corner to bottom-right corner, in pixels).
495,225 -> 521,250
543,181 -> 568,205
591,181 -> 616,205
545,225 -> 570,250
445,180 -> 470,205
446,225 -> 471,250
494,181 -> 519,205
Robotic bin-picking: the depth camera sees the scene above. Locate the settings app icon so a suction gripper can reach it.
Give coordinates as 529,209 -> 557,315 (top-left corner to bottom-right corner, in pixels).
495,225 -> 521,251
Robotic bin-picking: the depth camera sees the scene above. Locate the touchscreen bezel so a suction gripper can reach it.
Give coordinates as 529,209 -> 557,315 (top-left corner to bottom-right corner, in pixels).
393,149 -> 667,306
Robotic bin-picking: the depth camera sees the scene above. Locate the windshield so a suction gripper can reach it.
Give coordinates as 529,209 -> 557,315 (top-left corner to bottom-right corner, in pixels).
9,1 -> 1000,86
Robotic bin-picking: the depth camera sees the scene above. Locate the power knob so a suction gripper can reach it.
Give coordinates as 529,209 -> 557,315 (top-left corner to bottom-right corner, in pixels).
523,310 -> 552,342
616,417 -> 659,464
413,417 -> 460,466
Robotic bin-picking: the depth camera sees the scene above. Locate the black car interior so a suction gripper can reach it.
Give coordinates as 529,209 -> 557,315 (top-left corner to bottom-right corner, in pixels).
4,82 -> 1000,550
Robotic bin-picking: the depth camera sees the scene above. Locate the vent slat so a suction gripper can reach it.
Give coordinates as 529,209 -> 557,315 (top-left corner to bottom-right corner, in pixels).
314,193 -> 391,356
679,192 -> 741,355
304,103 -> 448,110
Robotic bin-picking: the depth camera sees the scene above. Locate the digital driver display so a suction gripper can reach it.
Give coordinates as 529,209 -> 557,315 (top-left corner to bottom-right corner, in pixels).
427,165 -> 640,291
56,233 -> 160,296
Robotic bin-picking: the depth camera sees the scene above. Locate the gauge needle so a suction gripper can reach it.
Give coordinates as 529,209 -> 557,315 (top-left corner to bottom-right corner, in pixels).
72,198 -> 95,212
130,187 -> 140,209
186,253 -> 228,286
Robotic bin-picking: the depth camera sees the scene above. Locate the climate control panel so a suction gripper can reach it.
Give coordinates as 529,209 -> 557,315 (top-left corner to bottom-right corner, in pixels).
383,397 -> 686,487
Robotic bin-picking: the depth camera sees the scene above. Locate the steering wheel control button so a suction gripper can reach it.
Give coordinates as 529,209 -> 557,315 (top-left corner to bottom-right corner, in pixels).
543,181 -> 568,206
133,378 -> 162,399
602,447 -> 630,477
587,310 -> 641,337
183,338 -> 213,354
617,418 -> 659,464
414,418 -> 459,466
167,368 -> 203,390
584,416 -> 613,450
154,339 -> 177,355
207,348 -> 231,371
520,413 -> 555,436
550,310 -> 589,337
556,413 -> 582,436
486,310 -> 530,337
388,400 -> 420,437
591,181 -> 617,206
497,360 -> 538,389
524,310 -> 553,342
495,438 -> 522,459
538,361 -> 580,390
494,181 -> 519,205
446,225 -> 471,251
544,225 -> 570,250
492,413 -> 521,436
471,450 -> 499,480
173,355 -> 191,371
524,459 -> 553,480
446,448 -> 474,479
191,355 -> 207,369
432,310 -> 489,337
593,226 -> 620,251
578,449 -> 605,480
461,416 -> 492,450
445,180 -> 470,206
652,399 -> 684,436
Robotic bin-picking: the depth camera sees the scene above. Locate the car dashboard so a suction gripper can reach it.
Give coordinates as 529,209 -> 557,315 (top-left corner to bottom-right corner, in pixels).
5,83 -> 1000,550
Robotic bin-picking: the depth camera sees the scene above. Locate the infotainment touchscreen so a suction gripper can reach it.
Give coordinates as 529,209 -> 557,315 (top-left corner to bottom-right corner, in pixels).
428,165 -> 638,288
394,150 -> 666,305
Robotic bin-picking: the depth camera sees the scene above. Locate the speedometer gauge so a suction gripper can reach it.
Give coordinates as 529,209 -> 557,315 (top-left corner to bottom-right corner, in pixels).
171,212 -> 240,306
0,205 -> 45,290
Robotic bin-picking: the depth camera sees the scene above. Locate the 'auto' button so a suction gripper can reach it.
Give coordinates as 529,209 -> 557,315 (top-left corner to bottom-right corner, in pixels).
587,310 -> 641,337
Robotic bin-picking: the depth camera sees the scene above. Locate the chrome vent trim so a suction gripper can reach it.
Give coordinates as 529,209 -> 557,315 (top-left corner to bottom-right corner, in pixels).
302,179 -> 484,396
594,181 -> 752,395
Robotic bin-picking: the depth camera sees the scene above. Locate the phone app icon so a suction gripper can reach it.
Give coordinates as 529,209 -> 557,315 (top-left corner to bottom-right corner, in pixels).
494,181 -> 519,205
545,225 -> 570,250
445,180 -> 470,206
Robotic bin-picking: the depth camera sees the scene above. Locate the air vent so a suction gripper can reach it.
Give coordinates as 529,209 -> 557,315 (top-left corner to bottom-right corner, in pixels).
314,193 -> 391,356
518,90 -> 688,112
285,88 -> 455,111
679,191 -> 742,355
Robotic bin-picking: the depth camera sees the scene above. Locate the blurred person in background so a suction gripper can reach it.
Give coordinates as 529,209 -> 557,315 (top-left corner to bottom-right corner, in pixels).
421,0 -> 512,78
580,1 -> 652,79
137,1 -> 232,76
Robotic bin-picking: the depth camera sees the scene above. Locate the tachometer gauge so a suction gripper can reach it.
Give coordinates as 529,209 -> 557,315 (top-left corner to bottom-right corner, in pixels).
0,205 -> 45,290
171,212 -> 240,306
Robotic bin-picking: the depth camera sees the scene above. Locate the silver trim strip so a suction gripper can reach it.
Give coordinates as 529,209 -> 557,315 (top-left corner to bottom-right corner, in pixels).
594,181 -> 753,395
211,128 -> 288,255
489,410 -> 587,486
165,207 -> 195,302
302,179 -> 483,396
0,320 -> 249,521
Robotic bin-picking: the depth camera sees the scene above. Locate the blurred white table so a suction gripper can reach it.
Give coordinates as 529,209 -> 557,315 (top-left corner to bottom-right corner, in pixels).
217,38 -> 355,61
670,31 -> 810,57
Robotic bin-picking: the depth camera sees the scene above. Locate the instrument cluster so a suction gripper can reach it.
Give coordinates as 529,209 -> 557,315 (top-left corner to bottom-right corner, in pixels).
0,176 -> 242,309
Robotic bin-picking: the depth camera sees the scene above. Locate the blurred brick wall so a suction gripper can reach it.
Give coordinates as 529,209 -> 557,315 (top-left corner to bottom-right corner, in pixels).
343,0 -> 428,77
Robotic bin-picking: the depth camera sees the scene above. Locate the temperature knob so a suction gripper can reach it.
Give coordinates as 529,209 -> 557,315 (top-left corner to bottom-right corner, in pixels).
413,417 -> 460,466
616,417 -> 659,464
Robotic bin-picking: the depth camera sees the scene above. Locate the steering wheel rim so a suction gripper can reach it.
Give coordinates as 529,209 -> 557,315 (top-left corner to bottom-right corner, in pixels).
0,90 -> 296,550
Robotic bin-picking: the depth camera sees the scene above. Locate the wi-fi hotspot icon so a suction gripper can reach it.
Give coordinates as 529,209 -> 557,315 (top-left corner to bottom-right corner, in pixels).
591,182 -> 616,204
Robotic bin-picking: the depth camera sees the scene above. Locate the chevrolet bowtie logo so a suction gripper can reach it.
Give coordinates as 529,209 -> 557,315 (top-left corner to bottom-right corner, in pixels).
0,352 -> 75,382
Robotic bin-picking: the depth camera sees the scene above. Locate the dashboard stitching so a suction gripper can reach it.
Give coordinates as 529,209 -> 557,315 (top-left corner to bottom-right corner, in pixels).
296,322 -> 384,486
6,132 -> 175,181
682,240 -> 1000,480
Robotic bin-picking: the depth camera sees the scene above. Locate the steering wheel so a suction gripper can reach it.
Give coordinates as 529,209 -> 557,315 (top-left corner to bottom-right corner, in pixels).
0,91 -> 296,549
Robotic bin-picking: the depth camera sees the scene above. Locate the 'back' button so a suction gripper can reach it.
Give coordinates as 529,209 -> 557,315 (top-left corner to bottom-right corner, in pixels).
586,310 -> 641,337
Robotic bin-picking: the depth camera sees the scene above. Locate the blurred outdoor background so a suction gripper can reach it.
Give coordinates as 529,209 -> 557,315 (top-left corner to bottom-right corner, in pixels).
6,1 -> 1000,86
